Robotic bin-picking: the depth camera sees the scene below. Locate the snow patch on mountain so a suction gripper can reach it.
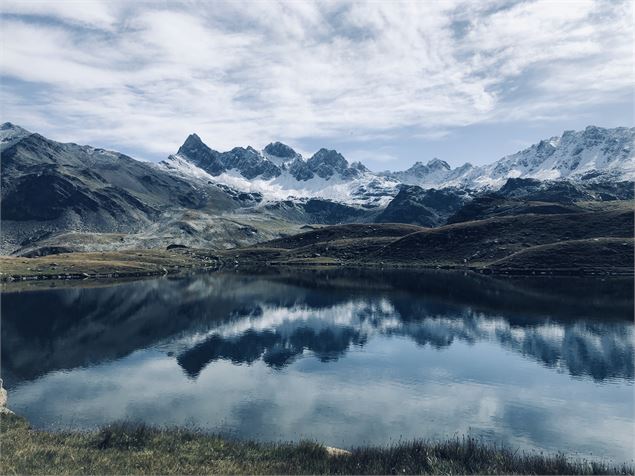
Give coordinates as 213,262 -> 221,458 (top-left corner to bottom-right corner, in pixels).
476,126 -> 635,187
383,159 -> 475,188
388,126 -> 635,190
162,153 -> 399,207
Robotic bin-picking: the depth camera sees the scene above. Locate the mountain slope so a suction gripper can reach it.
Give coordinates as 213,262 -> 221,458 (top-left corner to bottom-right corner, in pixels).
0,123 -> 286,255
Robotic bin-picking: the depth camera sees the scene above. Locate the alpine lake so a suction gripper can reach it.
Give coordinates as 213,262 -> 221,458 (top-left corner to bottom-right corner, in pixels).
2,268 -> 633,463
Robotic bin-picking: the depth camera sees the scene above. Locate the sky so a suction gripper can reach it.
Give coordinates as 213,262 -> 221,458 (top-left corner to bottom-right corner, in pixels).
0,0 -> 633,171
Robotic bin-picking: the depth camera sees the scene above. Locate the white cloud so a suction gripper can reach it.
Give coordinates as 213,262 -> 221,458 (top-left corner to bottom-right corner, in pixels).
0,0 -> 632,158
0,0 -> 120,30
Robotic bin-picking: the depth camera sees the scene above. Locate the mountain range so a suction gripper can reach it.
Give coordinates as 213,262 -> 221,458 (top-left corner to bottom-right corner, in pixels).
1,122 -> 633,256
163,125 -> 634,205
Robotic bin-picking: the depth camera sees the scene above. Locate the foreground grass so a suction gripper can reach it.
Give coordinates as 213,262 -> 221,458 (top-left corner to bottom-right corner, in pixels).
1,413 -> 632,475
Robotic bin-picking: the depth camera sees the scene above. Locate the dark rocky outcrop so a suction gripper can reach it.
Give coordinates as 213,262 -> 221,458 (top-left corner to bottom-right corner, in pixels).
177,134 -> 225,176
376,185 -> 470,226
307,149 -> 351,179
264,198 -> 374,225
264,142 -> 298,159
221,147 -> 281,180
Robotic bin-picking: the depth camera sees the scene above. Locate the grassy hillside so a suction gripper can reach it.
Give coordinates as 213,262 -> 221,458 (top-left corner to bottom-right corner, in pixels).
223,208 -> 634,273
2,413 -> 631,475
377,209 -> 632,265
0,249 -> 217,281
446,197 -> 586,224
259,223 -> 423,249
488,238 -> 634,270
2,208 -> 632,281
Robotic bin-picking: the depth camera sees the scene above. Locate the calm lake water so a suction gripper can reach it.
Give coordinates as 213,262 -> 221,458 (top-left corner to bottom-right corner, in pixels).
2,270 -> 633,462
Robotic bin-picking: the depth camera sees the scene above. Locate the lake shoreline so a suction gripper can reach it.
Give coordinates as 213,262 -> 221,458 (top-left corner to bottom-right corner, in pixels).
2,412 -> 632,475
1,247 -> 632,284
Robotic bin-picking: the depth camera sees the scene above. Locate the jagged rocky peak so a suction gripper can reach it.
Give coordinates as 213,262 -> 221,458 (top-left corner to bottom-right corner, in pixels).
426,158 -> 451,171
177,133 -> 218,159
454,162 -> 474,173
309,148 -> 348,167
579,125 -> 632,150
398,158 -> 452,177
534,138 -> 558,158
582,125 -> 606,143
264,141 -> 298,158
180,132 -> 200,145
281,144 -> 372,181
350,161 -> 369,172
307,148 -> 351,179
1,121 -> 22,131
227,145 -> 259,156
560,125 -> 624,146
174,134 -> 282,179
223,146 -> 281,180
176,133 -> 225,176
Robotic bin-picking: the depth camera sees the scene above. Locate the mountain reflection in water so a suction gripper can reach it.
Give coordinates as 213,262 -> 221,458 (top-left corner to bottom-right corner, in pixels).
176,297 -> 632,381
3,270 -> 632,385
1,269 -> 633,461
